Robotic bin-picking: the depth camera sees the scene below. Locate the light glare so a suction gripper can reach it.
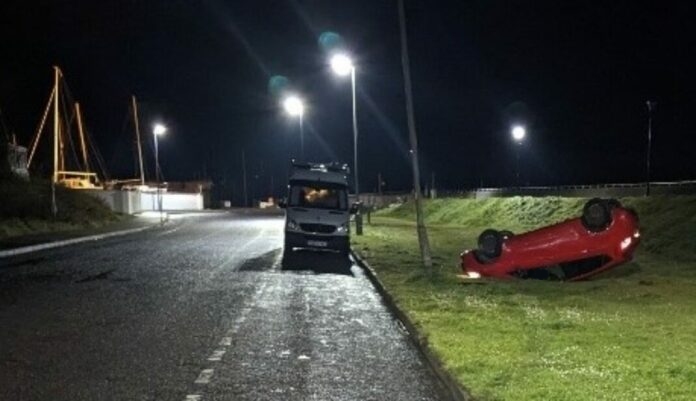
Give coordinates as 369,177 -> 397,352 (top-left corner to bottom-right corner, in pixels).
283,96 -> 304,117
153,123 -> 167,136
330,53 -> 354,76
511,125 -> 526,141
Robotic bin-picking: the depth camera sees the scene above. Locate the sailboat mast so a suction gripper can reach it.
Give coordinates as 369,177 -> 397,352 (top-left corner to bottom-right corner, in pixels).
53,66 -> 61,184
132,95 -> 145,185
75,102 -> 89,172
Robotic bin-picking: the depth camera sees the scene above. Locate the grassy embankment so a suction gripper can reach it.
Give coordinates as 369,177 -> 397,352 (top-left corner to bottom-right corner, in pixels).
0,178 -> 120,239
352,196 -> 696,401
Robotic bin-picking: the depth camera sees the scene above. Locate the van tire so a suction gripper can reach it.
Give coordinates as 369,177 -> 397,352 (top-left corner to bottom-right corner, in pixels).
283,239 -> 293,257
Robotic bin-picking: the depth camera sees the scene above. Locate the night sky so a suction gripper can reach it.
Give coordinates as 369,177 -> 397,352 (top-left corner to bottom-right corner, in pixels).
1,1 -> 695,203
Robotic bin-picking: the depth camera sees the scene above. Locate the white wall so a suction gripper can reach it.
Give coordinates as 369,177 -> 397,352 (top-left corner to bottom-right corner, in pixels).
85,190 -> 203,214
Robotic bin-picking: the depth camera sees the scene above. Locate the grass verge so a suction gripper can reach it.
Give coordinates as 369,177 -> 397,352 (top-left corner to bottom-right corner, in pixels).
0,178 -> 122,239
353,196 -> 696,401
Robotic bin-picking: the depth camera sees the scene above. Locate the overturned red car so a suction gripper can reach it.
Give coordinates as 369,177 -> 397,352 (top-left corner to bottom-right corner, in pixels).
460,199 -> 641,281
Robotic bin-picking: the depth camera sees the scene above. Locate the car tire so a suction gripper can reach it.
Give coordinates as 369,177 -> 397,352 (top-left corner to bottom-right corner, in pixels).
581,198 -> 614,232
283,239 -> 294,257
478,229 -> 503,260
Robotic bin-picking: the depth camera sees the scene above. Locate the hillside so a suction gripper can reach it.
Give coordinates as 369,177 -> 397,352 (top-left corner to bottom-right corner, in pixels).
0,178 -> 120,239
378,195 -> 696,261
354,196 -> 696,400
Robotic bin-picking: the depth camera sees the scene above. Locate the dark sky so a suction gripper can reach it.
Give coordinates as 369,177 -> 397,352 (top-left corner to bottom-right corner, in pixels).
1,0 -> 695,202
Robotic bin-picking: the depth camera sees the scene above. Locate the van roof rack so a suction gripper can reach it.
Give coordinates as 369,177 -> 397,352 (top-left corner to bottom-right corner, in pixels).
290,160 -> 350,174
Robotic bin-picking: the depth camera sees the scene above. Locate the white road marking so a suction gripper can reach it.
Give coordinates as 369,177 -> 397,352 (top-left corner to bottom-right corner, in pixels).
194,369 -> 214,384
185,395 -> 202,401
298,354 -> 311,360
219,337 -> 232,346
208,349 -> 226,361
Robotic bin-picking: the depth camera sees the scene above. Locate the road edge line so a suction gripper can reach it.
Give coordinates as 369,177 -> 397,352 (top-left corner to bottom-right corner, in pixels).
0,224 -> 159,258
351,249 -> 472,401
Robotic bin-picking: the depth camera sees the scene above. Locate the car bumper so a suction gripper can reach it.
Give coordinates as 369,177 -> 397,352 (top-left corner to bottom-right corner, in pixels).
285,231 -> 349,251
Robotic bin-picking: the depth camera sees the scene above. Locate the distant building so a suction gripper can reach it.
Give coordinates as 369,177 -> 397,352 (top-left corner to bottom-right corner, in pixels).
166,180 -> 213,208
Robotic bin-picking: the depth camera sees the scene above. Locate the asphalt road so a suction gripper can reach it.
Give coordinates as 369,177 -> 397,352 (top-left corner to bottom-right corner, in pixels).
0,210 -> 446,401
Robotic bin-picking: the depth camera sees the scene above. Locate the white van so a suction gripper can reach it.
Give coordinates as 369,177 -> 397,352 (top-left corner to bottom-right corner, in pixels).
280,161 -> 357,255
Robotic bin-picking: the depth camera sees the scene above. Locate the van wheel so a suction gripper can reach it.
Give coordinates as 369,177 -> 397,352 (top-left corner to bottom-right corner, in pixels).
283,240 -> 293,257
478,229 -> 503,260
581,198 -> 613,232
337,241 -> 351,257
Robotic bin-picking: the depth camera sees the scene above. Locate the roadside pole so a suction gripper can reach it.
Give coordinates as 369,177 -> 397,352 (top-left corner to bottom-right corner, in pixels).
242,150 -> 248,207
645,101 -> 656,196
398,0 -> 433,269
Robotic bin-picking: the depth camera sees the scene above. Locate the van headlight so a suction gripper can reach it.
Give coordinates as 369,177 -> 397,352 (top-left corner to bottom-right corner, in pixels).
336,223 -> 349,233
286,219 -> 299,231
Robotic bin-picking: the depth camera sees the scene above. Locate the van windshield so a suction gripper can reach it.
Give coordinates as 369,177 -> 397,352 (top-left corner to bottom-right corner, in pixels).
289,182 -> 348,210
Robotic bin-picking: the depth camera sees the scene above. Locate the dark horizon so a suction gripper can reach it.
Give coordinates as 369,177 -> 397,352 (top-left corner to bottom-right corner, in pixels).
2,0 -> 695,203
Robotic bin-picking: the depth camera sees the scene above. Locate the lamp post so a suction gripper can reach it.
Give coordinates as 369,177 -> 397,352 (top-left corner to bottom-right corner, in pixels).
330,53 -> 363,234
646,101 -> 656,196
153,123 -> 166,222
330,53 -> 359,201
511,125 -> 526,187
283,95 -> 305,159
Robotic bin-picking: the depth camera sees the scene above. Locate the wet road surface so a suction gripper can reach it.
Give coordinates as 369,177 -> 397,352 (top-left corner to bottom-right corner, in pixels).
0,210 -> 445,400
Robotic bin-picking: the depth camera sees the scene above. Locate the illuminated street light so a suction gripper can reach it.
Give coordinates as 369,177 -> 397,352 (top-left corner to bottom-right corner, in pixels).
283,95 -> 304,117
330,53 -> 360,214
511,125 -> 526,187
152,123 -> 167,223
153,123 -> 167,137
283,95 -> 305,159
330,53 -> 354,77
152,123 -> 167,183
511,125 -> 526,142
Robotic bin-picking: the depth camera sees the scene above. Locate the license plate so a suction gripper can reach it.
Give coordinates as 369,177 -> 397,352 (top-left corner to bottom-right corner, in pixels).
307,240 -> 328,247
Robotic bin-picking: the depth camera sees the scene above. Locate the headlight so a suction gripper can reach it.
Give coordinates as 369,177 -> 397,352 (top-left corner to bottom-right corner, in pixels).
336,223 -> 349,233
286,219 -> 298,230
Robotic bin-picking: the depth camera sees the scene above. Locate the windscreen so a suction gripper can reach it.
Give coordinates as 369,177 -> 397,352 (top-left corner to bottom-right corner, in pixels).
289,182 -> 348,210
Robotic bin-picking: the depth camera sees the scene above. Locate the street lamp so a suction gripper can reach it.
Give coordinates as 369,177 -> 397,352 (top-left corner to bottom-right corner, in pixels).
153,123 -> 167,182
283,95 -> 305,159
645,101 -> 656,196
153,123 -> 166,222
511,125 -> 526,142
330,53 -> 360,201
511,125 -> 526,186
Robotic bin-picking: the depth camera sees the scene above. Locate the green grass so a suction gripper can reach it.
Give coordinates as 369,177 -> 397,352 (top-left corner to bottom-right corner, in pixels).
353,196 -> 696,401
0,178 -> 121,238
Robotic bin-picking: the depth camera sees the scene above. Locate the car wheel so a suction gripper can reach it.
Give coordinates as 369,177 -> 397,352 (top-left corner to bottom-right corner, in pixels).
478,229 -> 503,259
581,198 -> 613,232
337,242 -> 350,257
283,240 -> 294,257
